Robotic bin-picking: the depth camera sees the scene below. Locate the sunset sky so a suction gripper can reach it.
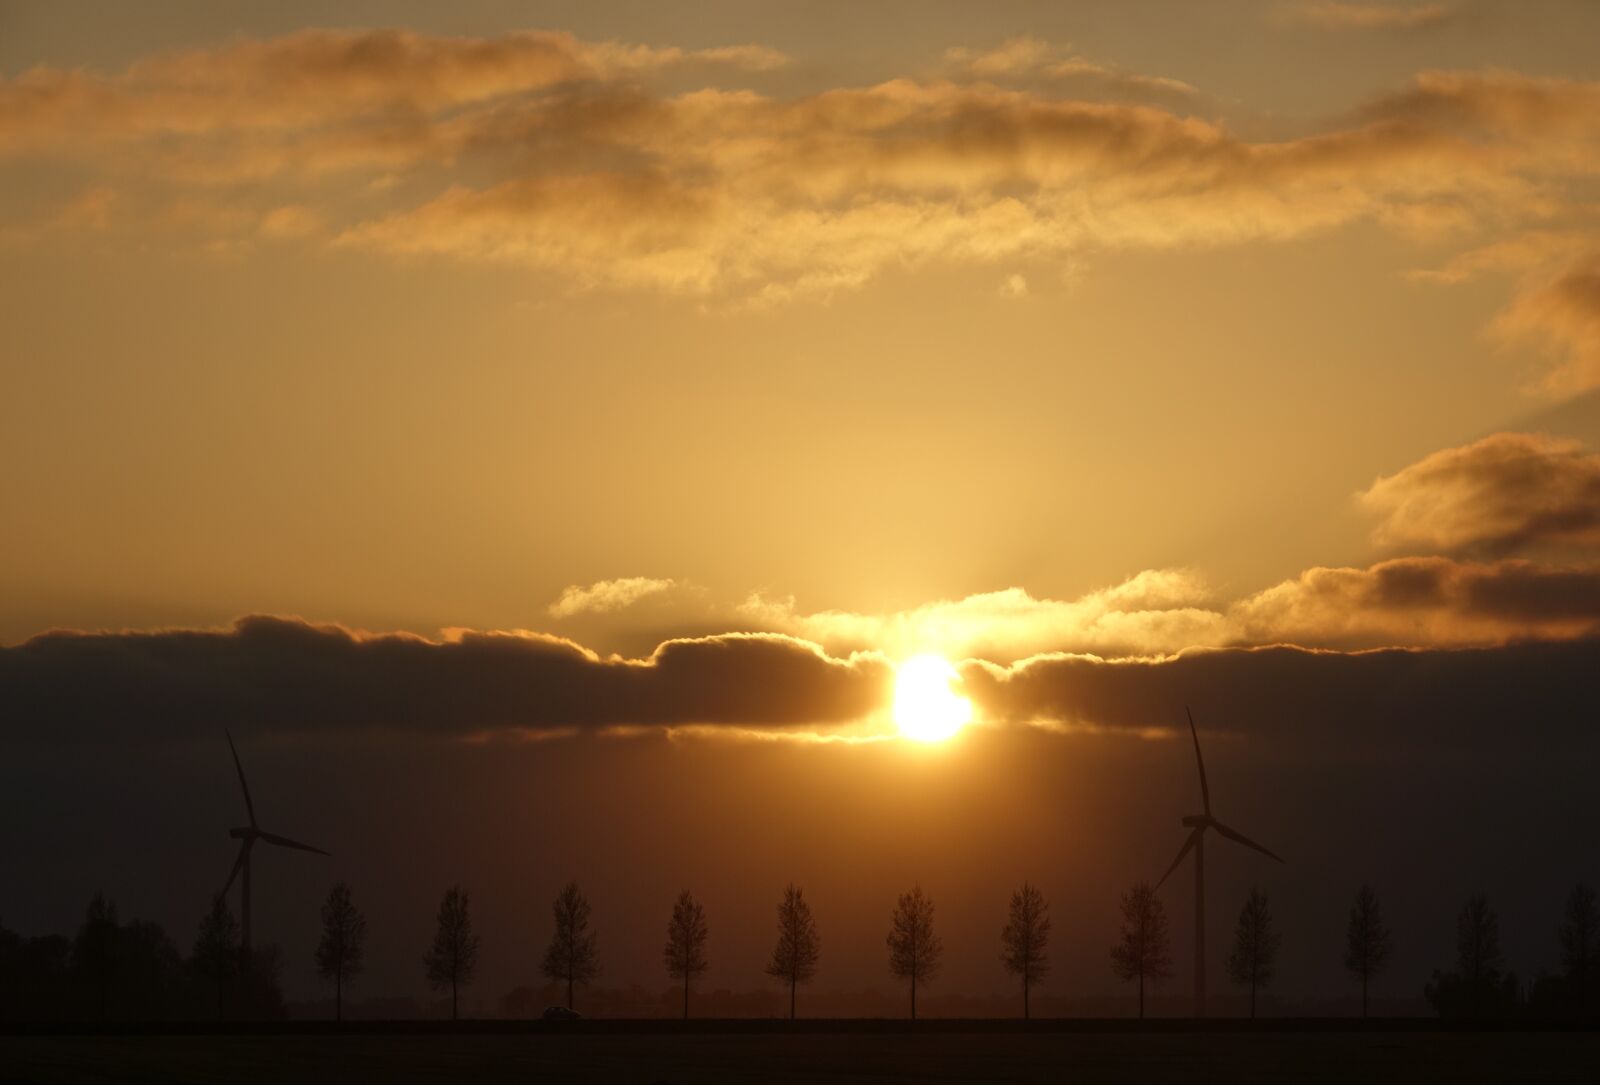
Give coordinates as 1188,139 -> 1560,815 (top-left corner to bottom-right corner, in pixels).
4,1 -> 1600,1012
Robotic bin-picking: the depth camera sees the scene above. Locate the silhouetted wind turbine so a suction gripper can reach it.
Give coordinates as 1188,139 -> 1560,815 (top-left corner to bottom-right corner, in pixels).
219,730 -> 329,957
1154,707 -> 1283,1017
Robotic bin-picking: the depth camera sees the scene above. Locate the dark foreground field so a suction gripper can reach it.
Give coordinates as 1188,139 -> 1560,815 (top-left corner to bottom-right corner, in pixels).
4,1021 -> 1598,1083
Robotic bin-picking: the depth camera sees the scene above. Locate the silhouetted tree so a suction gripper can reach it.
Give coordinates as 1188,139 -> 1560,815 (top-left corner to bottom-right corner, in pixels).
316,883 -> 367,1022
1344,884 -> 1392,1018
1000,882 -> 1051,1019
886,884 -> 943,1020
1111,881 -> 1172,1019
1559,882 -> 1600,1014
240,944 -> 288,1021
1225,887 -> 1281,1018
662,890 -> 709,1019
113,919 -> 186,1021
191,896 -> 239,1019
764,884 -> 820,1020
541,881 -> 598,1011
423,885 -> 479,1021
70,893 -> 118,1019
1426,893 -> 1517,1018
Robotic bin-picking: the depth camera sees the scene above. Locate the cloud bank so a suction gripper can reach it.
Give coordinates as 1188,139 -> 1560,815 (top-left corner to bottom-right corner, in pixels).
0,616 -> 890,744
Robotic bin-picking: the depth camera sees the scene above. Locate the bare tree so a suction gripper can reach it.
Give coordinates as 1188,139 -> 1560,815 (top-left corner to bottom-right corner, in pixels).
1344,884 -> 1392,1018
1111,881 -> 1172,1019
887,884 -> 944,1020
316,882 -> 367,1022
1225,887 -> 1281,1018
192,895 -> 239,1020
1000,882 -> 1051,1019
1559,882 -> 1599,1012
663,890 -> 709,1019
541,881 -> 599,1011
764,884 -> 820,1019
423,885 -> 479,1021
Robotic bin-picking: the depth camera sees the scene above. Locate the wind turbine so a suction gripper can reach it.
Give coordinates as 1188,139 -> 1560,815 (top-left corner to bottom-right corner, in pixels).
1155,707 -> 1284,1017
219,731 -> 329,957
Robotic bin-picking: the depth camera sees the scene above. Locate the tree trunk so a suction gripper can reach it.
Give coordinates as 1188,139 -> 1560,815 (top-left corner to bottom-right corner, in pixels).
567,974 -> 574,1011
911,974 -> 917,1020
1250,975 -> 1257,1019
1138,970 -> 1145,1019
1362,974 -> 1369,1019
452,977 -> 458,1022
1024,974 -> 1030,1021
683,977 -> 689,1020
336,970 -> 343,1023
790,974 -> 796,1020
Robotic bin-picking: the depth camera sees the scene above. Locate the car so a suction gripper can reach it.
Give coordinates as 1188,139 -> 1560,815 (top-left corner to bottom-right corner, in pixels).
542,1005 -> 582,1020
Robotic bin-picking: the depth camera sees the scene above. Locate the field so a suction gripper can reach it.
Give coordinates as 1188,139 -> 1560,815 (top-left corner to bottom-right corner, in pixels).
4,1021 -> 1598,1083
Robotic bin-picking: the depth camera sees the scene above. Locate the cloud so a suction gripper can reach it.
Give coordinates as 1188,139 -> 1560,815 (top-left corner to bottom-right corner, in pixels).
0,616 -> 891,744
548,576 -> 679,618
0,28 -> 786,151
966,634 -> 1600,747
1230,556 -> 1600,649
1289,3 -> 1456,32
6,613 -> 1595,751
1492,257 -> 1600,395
943,35 -> 1199,104
7,31 -> 1600,392
742,556 -> 1600,663
738,570 -> 1227,662
1359,432 -> 1600,556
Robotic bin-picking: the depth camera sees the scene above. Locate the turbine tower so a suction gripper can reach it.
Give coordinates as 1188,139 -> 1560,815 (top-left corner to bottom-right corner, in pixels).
219,730 -> 329,957
1155,707 -> 1283,1017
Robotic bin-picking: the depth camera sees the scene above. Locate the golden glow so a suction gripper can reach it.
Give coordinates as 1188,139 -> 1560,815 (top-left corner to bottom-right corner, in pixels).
893,655 -> 973,742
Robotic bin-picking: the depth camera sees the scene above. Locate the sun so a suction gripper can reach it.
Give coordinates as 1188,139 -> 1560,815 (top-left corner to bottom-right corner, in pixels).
893,654 -> 973,742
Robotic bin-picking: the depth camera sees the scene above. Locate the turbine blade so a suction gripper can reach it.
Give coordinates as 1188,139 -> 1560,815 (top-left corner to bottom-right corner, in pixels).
226,730 -> 258,828
219,843 -> 247,897
1186,706 -> 1212,817
1155,827 -> 1203,891
1211,820 -> 1285,864
259,831 -> 330,857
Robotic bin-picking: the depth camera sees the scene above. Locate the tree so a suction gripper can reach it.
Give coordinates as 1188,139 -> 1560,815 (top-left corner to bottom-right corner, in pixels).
1457,893 -> 1504,1016
1425,893 -> 1516,1018
1559,882 -> 1600,1014
191,895 -> 239,1020
70,893 -> 118,1019
316,883 -> 368,1022
764,884 -> 820,1020
1344,884 -> 1392,1018
1225,887 -> 1281,1018
1110,881 -> 1172,1019
423,885 -> 479,1021
541,881 -> 599,1011
662,890 -> 710,1019
1000,882 -> 1051,1019
886,884 -> 944,1020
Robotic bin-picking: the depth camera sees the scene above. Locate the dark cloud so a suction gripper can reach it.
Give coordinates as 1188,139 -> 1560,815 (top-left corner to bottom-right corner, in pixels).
0,616 -> 891,744
1360,432 -> 1600,557
1228,555 -> 1600,648
966,635 -> 1600,748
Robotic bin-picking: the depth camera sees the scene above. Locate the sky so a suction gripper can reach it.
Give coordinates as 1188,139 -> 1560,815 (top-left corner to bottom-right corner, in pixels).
4,0 -> 1600,1012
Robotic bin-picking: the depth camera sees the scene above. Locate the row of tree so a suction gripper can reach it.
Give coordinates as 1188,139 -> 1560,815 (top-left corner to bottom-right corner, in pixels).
6,880 -> 1597,1021
404,877 -> 1600,1021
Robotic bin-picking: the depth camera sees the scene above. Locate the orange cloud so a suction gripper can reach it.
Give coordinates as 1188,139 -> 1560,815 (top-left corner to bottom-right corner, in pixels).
1492,257 -> 1600,395
1360,432 -> 1600,556
549,577 -> 679,618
